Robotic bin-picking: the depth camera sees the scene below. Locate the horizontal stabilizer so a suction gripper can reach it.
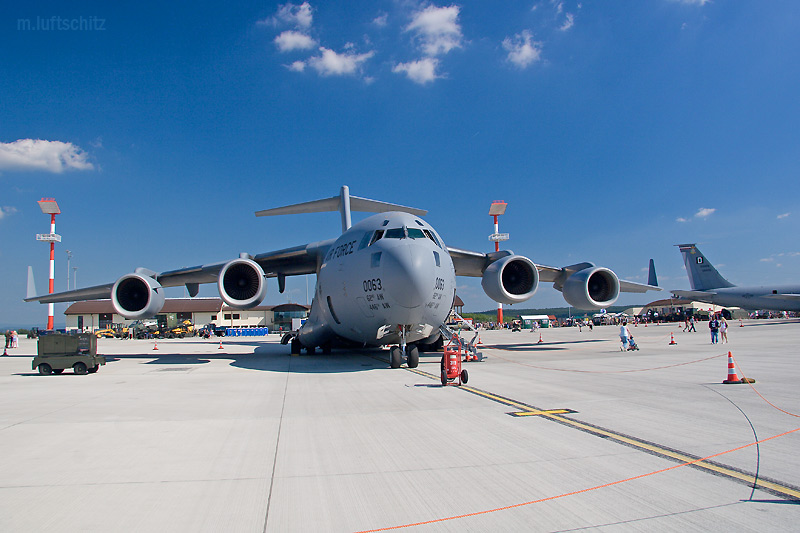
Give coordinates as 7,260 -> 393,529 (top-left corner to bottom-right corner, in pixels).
255,195 -> 426,217
764,293 -> 800,301
671,289 -> 717,300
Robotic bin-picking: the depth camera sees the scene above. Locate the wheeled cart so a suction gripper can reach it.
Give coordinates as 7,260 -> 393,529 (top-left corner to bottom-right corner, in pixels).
440,343 -> 468,386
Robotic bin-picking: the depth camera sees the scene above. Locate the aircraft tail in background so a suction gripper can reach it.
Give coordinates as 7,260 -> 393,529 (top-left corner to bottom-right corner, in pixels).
676,244 -> 735,291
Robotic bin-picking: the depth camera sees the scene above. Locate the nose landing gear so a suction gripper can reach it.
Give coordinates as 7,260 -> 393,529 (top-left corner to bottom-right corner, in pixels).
389,326 -> 420,369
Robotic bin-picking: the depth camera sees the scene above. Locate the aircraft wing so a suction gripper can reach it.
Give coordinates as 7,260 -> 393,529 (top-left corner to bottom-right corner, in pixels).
447,247 -> 660,292
25,239 -> 334,305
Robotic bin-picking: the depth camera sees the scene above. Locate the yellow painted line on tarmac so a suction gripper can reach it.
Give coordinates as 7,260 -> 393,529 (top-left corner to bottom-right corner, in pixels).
406,363 -> 800,501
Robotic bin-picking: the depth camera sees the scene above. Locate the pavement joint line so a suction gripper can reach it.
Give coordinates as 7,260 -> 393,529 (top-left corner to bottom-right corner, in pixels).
403,359 -> 800,502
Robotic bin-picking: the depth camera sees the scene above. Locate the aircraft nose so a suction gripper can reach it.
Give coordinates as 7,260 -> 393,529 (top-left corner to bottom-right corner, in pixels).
382,243 -> 432,309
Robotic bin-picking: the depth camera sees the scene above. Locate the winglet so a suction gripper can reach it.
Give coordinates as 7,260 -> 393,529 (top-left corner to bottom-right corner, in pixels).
648,259 -> 658,287
26,266 -> 37,299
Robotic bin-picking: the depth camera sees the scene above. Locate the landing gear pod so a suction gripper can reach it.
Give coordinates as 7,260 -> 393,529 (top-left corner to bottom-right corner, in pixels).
218,258 -> 267,309
112,274 -> 166,319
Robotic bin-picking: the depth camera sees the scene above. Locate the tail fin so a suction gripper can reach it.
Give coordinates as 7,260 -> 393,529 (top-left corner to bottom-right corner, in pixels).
255,185 -> 427,233
647,259 -> 658,287
676,244 -> 735,290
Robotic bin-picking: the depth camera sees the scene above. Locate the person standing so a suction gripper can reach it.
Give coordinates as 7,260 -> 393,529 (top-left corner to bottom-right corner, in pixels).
11,330 -> 18,348
4,330 -> 10,349
709,315 -> 720,344
619,321 -> 631,350
720,317 -> 729,343
688,316 -> 696,332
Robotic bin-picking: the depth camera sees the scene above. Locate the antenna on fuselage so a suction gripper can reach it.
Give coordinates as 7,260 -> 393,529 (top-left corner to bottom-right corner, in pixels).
255,185 -> 428,233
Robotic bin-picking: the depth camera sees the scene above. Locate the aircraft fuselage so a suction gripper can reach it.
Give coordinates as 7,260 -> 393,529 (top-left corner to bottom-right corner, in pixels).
297,211 -> 456,349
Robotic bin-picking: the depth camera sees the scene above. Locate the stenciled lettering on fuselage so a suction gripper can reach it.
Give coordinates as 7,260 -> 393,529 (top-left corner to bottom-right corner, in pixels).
362,277 -> 390,312
427,276 -> 447,310
325,240 -> 357,261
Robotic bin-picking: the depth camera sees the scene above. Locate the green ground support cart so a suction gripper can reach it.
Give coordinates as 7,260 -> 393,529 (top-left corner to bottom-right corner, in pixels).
32,334 -> 106,375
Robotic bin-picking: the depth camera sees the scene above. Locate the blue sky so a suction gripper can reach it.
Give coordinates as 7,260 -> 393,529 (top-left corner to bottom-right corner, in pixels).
2,0 -> 799,327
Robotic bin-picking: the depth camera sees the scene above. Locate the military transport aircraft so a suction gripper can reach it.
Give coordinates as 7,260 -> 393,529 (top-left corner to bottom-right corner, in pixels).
26,186 -> 659,368
672,243 -> 800,312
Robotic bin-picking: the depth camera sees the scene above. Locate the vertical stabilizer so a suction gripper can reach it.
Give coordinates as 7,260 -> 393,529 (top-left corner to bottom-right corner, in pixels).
676,244 -> 735,290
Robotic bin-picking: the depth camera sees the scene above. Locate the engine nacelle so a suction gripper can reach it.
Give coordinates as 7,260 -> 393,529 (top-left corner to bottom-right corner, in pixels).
562,266 -> 620,310
218,258 -> 267,309
111,273 -> 166,319
481,255 -> 539,305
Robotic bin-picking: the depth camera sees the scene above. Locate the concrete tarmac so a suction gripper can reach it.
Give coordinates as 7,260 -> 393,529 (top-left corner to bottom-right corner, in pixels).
1,320 -> 799,532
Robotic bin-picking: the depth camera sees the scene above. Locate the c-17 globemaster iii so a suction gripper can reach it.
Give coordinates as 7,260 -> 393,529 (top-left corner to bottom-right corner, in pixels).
26,186 -> 659,368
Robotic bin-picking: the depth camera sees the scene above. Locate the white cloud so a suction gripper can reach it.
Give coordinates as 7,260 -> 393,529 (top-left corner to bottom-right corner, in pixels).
0,139 -> 94,173
373,13 -> 388,27
287,60 -> 306,72
406,5 -> 463,56
760,257 -> 774,262
676,217 -> 688,223
0,206 -> 18,220
262,2 -> 313,29
559,12 -> 575,31
274,30 -> 316,52
502,30 -> 543,69
695,207 -> 715,218
307,47 -> 375,77
778,212 -> 790,219
393,58 -> 440,84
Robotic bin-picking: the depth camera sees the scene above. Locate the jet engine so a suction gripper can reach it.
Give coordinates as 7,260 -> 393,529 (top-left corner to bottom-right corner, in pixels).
111,273 -> 166,319
217,258 -> 267,309
481,255 -> 539,305
561,266 -> 620,310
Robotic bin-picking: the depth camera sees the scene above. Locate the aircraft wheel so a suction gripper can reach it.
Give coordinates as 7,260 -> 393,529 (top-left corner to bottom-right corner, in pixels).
460,369 -> 469,384
407,345 -> 419,368
38,363 -> 53,375
73,362 -> 88,375
290,338 -> 302,355
390,346 -> 402,369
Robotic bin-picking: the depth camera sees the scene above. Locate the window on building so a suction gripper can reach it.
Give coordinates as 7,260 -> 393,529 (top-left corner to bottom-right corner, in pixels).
211,315 -> 217,321
233,314 -> 240,319
224,314 -> 231,320
177,312 -> 192,322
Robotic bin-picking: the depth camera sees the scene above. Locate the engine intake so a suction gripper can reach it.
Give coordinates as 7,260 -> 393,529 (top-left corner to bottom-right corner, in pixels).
111,274 -> 166,319
218,258 -> 267,309
481,255 -> 539,305
562,266 -> 620,310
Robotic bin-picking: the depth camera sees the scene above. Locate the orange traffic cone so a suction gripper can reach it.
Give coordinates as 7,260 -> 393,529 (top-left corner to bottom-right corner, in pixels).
477,335 -> 483,345
2,346 -> 7,356
723,352 -> 741,384
739,319 -> 744,327
153,340 -> 159,350
644,321 -> 648,327
218,340 -> 224,350
669,333 -> 677,345
537,333 -> 544,344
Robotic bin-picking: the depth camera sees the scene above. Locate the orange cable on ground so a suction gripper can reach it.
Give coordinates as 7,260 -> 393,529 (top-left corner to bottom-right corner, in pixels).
730,353 -> 800,418
355,426 -> 800,533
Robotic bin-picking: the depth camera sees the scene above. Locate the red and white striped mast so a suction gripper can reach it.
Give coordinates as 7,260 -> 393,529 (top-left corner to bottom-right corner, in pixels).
489,201 -> 509,325
36,198 -> 61,330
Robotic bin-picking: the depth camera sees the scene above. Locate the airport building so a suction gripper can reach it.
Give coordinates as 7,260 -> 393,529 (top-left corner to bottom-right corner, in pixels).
63,298 -> 309,332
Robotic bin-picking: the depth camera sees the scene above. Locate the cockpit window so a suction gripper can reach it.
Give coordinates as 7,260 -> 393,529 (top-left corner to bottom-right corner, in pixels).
422,229 -> 441,248
369,230 -> 384,246
407,228 -> 425,239
358,231 -> 373,250
384,228 -> 405,239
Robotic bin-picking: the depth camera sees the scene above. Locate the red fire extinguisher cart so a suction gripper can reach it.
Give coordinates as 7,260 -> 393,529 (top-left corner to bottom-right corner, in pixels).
441,342 -> 469,386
